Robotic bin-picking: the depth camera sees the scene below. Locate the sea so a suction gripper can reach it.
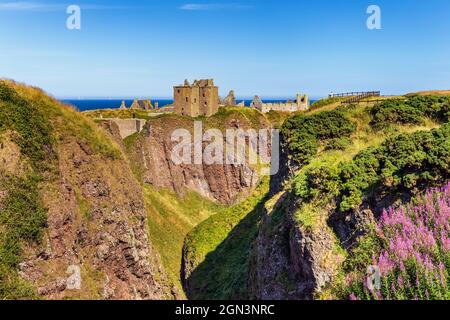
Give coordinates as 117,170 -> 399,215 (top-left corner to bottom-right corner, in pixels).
62,99 -> 316,112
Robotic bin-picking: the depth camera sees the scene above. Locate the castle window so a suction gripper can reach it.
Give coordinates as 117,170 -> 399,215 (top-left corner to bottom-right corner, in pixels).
178,90 -> 180,94
194,98 -> 197,103
186,97 -> 188,102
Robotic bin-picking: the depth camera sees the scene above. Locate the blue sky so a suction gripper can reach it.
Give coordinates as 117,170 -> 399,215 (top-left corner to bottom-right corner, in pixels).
1,0 -> 449,99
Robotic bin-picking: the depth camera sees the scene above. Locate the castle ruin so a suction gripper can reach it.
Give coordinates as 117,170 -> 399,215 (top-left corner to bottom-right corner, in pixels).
250,94 -> 309,113
130,99 -> 154,110
174,79 -> 219,117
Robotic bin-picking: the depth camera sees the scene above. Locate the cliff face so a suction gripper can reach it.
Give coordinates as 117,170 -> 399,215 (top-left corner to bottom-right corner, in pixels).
126,111 -> 272,205
0,81 -> 171,300
249,192 -> 343,300
21,139 -> 170,299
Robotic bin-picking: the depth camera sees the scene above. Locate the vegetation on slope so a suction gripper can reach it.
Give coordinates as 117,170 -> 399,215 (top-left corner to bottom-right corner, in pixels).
370,96 -> 450,128
309,97 -> 345,110
183,178 -> 269,300
294,123 -> 449,216
0,81 -> 56,298
285,95 -> 449,299
181,94 -> 448,300
144,186 -> 222,296
282,110 -> 356,165
83,108 -> 161,120
334,183 -> 449,300
0,80 -> 125,299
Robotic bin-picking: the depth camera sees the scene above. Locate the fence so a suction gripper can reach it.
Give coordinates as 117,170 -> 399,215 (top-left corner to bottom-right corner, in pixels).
329,91 -> 381,98
328,91 -> 381,104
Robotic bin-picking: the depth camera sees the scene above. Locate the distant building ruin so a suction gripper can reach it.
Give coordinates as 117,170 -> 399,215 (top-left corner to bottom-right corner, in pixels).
222,90 -> 237,106
130,99 -> 154,110
174,79 -> 219,117
250,94 -> 309,113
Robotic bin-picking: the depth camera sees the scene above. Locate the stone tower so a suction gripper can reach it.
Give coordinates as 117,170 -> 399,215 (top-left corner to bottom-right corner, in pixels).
296,93 -> 309,110
174,79 -> 219,117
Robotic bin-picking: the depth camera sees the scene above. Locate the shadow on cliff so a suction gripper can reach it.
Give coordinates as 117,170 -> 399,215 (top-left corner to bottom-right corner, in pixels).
182,193 -> 270,300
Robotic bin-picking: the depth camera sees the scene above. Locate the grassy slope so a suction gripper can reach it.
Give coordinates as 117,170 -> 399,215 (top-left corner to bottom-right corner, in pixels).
83,108 -> 162,120
408,90 -> 450,96
0,80 -> 122,299
183,178 -> 269,300
144,186 -> 223,296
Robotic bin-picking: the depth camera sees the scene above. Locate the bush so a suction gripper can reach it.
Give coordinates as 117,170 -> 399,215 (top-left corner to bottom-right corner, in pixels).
325,137 -> 352,151
338,123 -> 450,212
370,96 -> 450,128
291,123 -> 449,213
282,110 -> 356,165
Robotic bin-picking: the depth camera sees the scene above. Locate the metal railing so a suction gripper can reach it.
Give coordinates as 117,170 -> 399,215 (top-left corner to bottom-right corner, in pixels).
331,91 -> 382,104
329,91 -> 381,98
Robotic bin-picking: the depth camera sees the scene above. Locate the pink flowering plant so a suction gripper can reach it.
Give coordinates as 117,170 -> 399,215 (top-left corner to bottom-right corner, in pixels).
342,182 -> 449,300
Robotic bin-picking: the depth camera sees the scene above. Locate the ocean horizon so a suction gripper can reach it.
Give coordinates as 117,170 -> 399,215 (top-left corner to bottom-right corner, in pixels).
62,99 -> 317,112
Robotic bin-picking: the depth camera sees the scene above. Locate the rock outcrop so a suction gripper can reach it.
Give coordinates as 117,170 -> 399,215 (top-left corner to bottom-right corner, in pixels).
128,113 -> 272,204
19,138 -> 171,300
223,90 -> 237,106
249,192 -> 343,300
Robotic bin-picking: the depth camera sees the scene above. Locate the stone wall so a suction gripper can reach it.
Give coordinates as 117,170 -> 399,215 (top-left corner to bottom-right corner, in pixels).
200,86 -> 219,116
251,94 -> 309,113
103,119 -> 147,139
174,86 -> 200,117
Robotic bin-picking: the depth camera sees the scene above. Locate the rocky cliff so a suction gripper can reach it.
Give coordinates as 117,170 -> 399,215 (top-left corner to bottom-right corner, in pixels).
249,192 -> 344,300
0,80 -> 171,300
125,109 -> 273,205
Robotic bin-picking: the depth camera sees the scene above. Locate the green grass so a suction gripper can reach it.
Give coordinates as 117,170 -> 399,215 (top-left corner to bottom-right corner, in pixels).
144,185 -> 223,296
183,178 -> 269,300
83,108 -> 161,120
0,81 -> 55,299
309,97 -> 345,110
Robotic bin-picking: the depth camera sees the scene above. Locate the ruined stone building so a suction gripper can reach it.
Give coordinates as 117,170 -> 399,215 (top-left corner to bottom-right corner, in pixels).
250,94 -> 309,113
130,99 -> 154,110
174,79 -> 219,117
222,90 -> 237,106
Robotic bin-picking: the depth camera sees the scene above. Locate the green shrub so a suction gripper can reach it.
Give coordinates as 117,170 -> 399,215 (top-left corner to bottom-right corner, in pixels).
370,96 -> 450,128
325,137 -> 352,151
339,123 -> 449,212
282,110 -> 356,165
291,123 -> 449,213
294,165 -> 341,201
